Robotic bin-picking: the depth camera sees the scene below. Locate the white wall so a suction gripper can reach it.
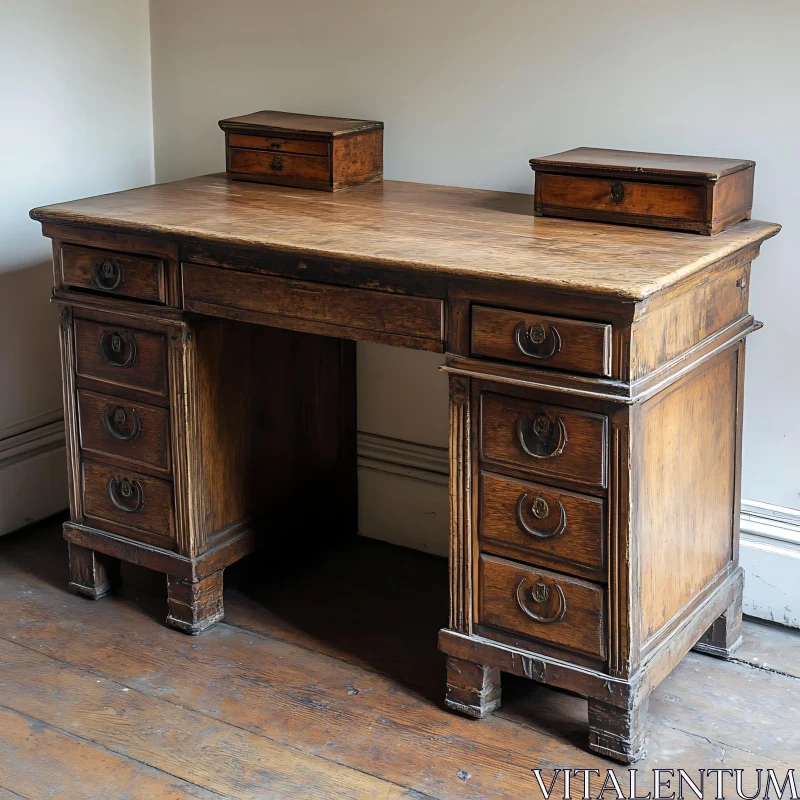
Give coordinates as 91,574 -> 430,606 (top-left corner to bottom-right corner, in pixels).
0,0 -> 154,533
148,0 -> 800,560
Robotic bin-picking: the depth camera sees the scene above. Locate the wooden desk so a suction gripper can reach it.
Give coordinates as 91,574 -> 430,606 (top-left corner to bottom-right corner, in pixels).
32,175 -> 780,763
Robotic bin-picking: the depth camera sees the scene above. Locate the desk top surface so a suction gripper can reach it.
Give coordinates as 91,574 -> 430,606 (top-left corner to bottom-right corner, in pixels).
31,174 -> 780,301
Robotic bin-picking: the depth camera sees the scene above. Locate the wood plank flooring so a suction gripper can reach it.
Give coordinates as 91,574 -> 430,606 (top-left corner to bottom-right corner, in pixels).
0,515 -> 797,799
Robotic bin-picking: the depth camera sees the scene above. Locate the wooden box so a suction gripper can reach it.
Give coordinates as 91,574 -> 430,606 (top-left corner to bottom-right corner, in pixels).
530,147 -> 755,234
219,110 -> 383,191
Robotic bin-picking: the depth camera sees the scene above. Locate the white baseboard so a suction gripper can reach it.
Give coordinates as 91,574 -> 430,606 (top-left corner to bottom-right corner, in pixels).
740,500 -> 800,628
0,410 -> 68,535
356,433 -> 800,628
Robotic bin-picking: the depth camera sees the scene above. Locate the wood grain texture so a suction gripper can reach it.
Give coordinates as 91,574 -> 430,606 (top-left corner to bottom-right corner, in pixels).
229,148 -> 330,183
0,706 -> 221,800
4,520 -> 799,797
479,471 -> 605,577
478,554 -> 606,661
219,110 -> 383,137
183,262 -> 443,348
634,348 -> 738,649
228,133 -> 330,156
77,389 -> 171,473
74,316 -> 168,396
331,130 -> 383,189
530,148 -> 754,180
531,148 -> 755,235
60,243 -> 166,303
30,174 -> 780,300
444,656 -> 501,719
471,305 -> 611,376
166,571 -> 224,634
82,459 -> 175,545
480,391 -> 608,488
538,173 -> 706,220
67,542 -> 121,599
192,320 -> 357,544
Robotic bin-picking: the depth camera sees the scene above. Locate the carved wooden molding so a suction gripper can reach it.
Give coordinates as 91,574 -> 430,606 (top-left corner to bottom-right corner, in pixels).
448,374 -> 471,632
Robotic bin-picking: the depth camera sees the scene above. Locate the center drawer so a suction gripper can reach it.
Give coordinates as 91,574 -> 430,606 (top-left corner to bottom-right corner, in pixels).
182,263 -> 444,350
480,392 -> 607,488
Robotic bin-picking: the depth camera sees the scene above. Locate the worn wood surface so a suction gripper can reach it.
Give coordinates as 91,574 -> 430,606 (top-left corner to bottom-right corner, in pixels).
74,316 -> 168,397
531,148 -> 755,234
480,391 -> 608,489
78,389 -> 171,473
478,471 -> 605,577
478,554 -> 607,661
30,174 -> 779,300
471,306 -> 611,377
0,517 -> 798,799
60,243 -> 166,304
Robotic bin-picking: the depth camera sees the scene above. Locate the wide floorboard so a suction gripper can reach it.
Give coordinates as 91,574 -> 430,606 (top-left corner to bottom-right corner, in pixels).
0,515 -> 797,799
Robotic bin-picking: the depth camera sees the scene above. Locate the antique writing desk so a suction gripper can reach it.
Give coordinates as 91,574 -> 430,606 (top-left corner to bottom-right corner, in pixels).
31,176 -> 779,762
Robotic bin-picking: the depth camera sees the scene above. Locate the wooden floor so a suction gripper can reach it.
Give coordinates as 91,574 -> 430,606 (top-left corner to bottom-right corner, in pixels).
0,515 -> 797,799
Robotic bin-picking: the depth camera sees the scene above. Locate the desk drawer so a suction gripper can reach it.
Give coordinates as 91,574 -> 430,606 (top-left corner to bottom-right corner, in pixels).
61,244 -> 166,303
537,172 -> 706,223
183,263 -> 444,350
78,390 -> 170,472
471,306 -> 611,376
479,472 -> 605,575
74,318 -> 168,396
228,133 -> 329,157
479,554 -> 606,660
228,148 -> 330,183
82,460 -> 175,543
480,392 -> 607,488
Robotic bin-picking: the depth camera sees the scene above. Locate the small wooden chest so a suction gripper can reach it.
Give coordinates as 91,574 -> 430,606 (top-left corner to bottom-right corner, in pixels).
219,110 -> 383,191
530,147 -> 755,234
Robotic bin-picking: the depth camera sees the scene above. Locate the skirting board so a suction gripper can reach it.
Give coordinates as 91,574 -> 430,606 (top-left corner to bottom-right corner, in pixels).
0,409 -> 68,535
357,432 -> 800,629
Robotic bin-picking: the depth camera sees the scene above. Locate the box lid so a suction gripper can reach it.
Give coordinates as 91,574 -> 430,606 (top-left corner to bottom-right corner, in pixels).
529,147 -> 754,181
219,110 -> 383,138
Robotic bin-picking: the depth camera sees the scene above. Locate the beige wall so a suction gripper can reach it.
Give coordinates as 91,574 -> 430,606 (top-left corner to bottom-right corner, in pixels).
0,0 -> 154,533
149,0 -> 800,555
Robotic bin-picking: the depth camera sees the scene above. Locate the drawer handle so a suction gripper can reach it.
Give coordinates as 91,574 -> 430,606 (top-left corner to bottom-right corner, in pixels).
100,405 -> 141,442
107,476 -> 144,513
90,258 -> 124,291
610,182 -> 625,203
98,331 -> 137,368
516,413 -> 568,459
270,155 -> 284,172
515,494 -> 567,539
514,321 -> 561,360
516,577 -> 566,624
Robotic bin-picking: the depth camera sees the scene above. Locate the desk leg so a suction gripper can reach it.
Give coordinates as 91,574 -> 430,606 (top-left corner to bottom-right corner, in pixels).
588,695 -> 649,764
693,575 -> 744,658
166,571 -> 225,634
445,656 -> 502,718
68,543 -> 121,599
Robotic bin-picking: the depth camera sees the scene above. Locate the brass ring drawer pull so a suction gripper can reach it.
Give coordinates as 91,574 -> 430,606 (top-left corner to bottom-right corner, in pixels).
516,413 -> 568,459
515,577 -> 566,624
514,321 -> 561,359
98,331 -> 137,368
107,476 -> 144,513
515,493 -> 567,538
90,257 -> 124,291
610,181 -> 625,203
100,405 -> 141,442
